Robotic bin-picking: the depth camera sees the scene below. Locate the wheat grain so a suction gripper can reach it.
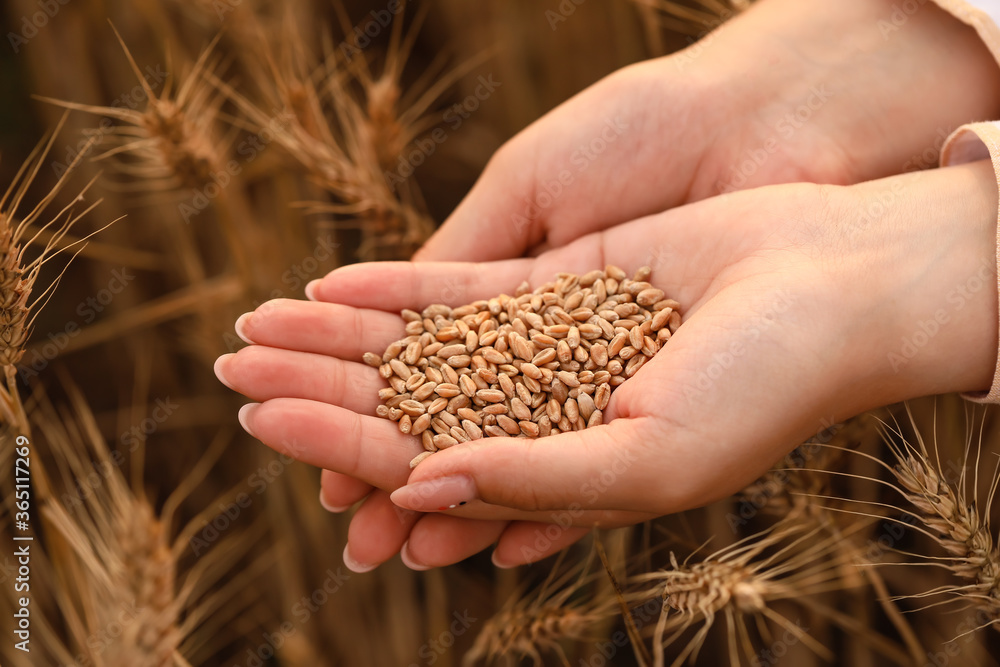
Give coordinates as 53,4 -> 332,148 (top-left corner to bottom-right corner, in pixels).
373,266 -> 682,459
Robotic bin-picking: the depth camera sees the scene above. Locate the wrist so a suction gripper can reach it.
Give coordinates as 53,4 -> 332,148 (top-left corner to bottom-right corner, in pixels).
692,0 -> 1000,189
842,162 -> 998,408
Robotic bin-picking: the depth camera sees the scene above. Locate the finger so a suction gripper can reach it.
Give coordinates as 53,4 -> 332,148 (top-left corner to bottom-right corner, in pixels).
388,419 -> 660,513
413,140 -> 546,262
240,398 -> 651,516
492,523 -> 590,567
239,398 -> 418,490
309,260 -> 532,312
343,491 -> 420,573
244,398 -> 659,524
216,347 -> 383,412
320,469 -> 372,513
236,299 -> 405,362
308,205 -> 732,315
400,514 -> 508,570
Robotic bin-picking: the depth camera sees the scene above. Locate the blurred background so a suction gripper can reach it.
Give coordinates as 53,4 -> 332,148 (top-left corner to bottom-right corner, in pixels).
0,1 -> 998,665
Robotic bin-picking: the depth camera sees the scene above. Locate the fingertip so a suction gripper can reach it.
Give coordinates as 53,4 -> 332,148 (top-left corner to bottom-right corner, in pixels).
214,354 -> 235,390
319,488 -> 352,513
320,469 -> 373,512
491,549 -> 518,569
238,402 -> 260,437
234,312 -> 255,344
389,474 -> 477,512
343,544 -> 377,573
400,541 -> 432,571
305,280 -> 321,301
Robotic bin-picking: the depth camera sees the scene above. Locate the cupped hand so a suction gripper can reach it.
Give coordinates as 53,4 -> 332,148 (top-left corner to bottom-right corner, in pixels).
225,0 -> 1000,572
216,161 -> 998,571
305,0 -> 1000,562
414,0 -> 1000,263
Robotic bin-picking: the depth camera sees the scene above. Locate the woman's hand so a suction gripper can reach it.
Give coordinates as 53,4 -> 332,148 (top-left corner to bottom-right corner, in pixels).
304,0 -> 1000,571
216,161 -> 999,570
229,0 -> 1000,572
414,0 -> 1000,263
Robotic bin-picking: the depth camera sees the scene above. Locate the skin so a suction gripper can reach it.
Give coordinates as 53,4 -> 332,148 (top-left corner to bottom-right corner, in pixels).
215,0 -> 1000,571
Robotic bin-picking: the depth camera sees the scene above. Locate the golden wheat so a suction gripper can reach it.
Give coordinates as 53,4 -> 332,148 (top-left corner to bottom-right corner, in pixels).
0,116 -> 102,434
817,407 -> 1000,633
624,519 -> 868,667
464,546 -> 620,667
25,381 -> 260,667
38,28 -> 224,194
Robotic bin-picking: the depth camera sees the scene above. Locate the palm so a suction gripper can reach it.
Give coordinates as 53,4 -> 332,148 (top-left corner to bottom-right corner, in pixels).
220,183 -> 868,569
219,0 -> 1000,569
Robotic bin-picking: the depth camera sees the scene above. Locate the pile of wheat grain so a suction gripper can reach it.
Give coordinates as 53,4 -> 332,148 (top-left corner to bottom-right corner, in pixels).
366,265 -> 681,467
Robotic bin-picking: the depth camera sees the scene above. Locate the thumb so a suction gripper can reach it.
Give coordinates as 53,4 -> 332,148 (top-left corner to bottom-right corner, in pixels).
388,419 -> 666,513
413,143 -> 545,262
414,67 -> 680,262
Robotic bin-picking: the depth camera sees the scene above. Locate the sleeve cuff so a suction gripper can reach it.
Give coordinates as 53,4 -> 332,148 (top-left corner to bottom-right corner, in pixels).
932,0 -> 1000,69
941,122 -> 1000,402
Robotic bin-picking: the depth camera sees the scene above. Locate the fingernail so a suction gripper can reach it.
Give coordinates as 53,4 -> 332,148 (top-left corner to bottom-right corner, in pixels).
238,403 -> 260,437
342,544 -> 377,573
491,550 -> 517,569
389,475 -> 476,511
319,490 -> 351,513
305,280 -> 321,301
400,541 -> 430,571
234,312 -> 255,344
213,354 -> 235,390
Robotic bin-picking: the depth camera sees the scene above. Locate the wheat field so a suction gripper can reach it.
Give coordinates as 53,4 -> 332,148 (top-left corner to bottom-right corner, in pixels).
0,1 -> 998,665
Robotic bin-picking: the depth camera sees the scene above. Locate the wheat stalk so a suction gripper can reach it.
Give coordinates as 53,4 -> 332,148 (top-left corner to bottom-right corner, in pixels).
207,3 -> 493,260
797,403 -> 1000,643
897,453 -> 999,593
624,519 -> 871,667
26,380 -> 262,666
863,407 -> 998,631
464,546 -> 620,667
0,115 -> 103,434
37,27 -> 225,194
209,32 -> 428,261
37,25 -> 264,291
